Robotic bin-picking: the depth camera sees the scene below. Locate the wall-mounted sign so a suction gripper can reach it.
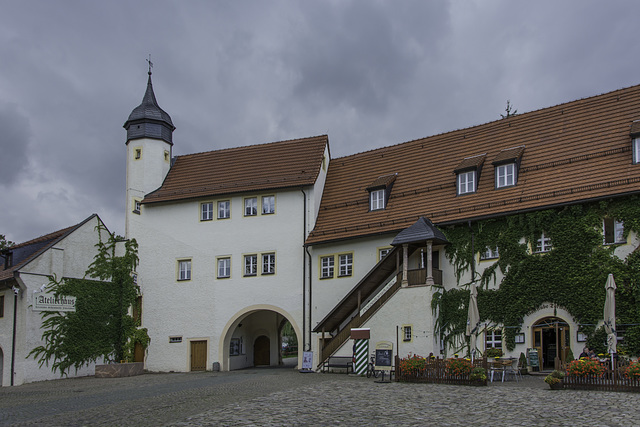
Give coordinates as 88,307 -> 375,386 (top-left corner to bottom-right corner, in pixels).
33,293 -> 76,312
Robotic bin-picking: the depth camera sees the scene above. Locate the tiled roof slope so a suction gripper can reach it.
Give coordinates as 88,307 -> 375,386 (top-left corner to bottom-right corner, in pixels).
306,84 -> 640,245
0,226 -> 76,282
142,135 -> 329,204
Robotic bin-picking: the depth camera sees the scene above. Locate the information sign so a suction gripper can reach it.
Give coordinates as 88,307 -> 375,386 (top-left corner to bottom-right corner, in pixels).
374,341 -> 393,371
33,293 -> 76,312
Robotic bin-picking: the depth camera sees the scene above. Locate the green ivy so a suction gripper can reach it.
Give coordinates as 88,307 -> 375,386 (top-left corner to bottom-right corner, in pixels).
29,225 -> 149,375
434,197 -> 640,354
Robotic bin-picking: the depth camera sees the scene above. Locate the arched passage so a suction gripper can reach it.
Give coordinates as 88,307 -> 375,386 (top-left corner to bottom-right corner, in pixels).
532,316 -> 571,369
219,305 -> 302,371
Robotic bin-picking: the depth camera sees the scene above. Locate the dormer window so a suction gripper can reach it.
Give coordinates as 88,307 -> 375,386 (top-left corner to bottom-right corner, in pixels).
370,189 -> 385,210
454,154 -> 485,196
492,146 -> 524,189
366,174 -> 397,212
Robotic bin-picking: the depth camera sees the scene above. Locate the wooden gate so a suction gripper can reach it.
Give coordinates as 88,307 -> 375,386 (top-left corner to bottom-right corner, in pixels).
254,336 -> 270,366
190,340 -> 207,371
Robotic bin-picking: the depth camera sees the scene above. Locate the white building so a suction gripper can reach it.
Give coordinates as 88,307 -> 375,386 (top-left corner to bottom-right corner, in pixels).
125,74 -> 640,372
0,214 -> 109,386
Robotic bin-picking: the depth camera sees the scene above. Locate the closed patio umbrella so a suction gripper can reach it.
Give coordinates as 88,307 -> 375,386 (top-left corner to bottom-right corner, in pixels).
603,273 -> 617,355
466,282 -> 480,360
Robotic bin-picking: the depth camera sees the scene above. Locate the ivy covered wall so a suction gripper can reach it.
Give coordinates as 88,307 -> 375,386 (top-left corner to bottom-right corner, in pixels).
432,196 -> 640,354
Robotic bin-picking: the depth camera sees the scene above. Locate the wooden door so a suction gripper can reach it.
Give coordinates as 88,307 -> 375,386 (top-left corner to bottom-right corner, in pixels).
254,335 -> 270,366
133,342 -> 144,363
533,327 -> 543,367
190,340 -> 207,371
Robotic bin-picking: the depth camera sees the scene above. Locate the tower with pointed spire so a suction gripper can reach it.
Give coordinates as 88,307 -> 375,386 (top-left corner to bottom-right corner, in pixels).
124,68 -> 175,238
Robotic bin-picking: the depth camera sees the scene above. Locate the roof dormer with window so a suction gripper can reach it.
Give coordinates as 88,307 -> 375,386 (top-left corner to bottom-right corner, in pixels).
492,146 -> 525,189
367,174 -> 397,211
630,121 -> 640,164
454,154 -> 486,196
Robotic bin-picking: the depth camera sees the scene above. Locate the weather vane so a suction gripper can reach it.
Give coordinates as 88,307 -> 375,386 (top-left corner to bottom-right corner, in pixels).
146,54 -> 153,75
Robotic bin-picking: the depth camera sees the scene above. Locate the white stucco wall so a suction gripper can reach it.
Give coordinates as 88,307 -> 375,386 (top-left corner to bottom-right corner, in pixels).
0,215 -> 105,386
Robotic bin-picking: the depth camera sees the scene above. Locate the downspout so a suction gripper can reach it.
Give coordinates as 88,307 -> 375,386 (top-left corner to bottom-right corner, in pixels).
468,220 -> 476,283
301,188 -> 308,352
11,283 -> 20,386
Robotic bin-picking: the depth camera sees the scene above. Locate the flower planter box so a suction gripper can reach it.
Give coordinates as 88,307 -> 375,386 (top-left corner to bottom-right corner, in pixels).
95,362 -> 144,378
549,381 -> 563,390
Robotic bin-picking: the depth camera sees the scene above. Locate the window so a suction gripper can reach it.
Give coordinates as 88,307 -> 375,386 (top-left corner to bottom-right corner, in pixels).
535,232 -> 552,253
320,256 -> 334,279
379,247 -> 392,261
485,329 -> 502,349
496,163 -> 516,188
403,325 -> 412,342
178,259 -> 192,281
244,198 -> 258,216
262,196 -> 275,215
217,257 -> 231,279
0,294 -> 4,318
603,219 -> 625,245
134,148 -> 142,160
338,254 -> 353,277
262,253 -> 276,274
480,247 -> 499,260
201,202 -> 214,221
457,171 -> 476,195
133,199 -> 141,214
169,336 -> 183,343
370,189 -> 385,210
218,201 -> 230,219
634,138 -> 640,164
164,150 -> 170,162
244,255 -> 257,276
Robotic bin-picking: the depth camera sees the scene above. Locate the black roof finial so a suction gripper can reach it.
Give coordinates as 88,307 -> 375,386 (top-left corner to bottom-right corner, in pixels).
146,54 -> 153,76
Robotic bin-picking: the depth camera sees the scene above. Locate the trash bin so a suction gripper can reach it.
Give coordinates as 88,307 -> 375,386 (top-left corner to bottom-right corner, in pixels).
212,362 -> 220,372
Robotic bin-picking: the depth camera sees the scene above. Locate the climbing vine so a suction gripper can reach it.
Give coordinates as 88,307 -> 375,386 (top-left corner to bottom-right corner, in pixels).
433,197 -> 640,354
29,225 -> 149,375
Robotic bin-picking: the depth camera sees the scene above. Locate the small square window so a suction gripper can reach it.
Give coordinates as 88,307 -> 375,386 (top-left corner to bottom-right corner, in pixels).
169,336 -> 183,344
217,257 -> 231,278
244,255 -> 257,276
133,200 -> 141,214
245,198 -> 258,216
262,196 -> 275,215
201,202 -> 214,221
320,256 -> 334,279
403,325 -> 412,342
457,171 -> 476,195
338,254 -> 353,277
480,247 -> 499,260
370,189 -> 385,210
603,219 -> 625,245
496,163 -> 516,188
535,232 -> 552,253
218,201 -> 230,219
262,253 -> 276,274
178,259 -> 192,281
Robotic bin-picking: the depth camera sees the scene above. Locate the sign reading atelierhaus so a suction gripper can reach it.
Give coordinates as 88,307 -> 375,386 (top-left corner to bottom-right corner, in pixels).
33,293 -> 76,312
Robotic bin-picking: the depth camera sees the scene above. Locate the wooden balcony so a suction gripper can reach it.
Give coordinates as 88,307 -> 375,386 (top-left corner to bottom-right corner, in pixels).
400,268 -> 442,286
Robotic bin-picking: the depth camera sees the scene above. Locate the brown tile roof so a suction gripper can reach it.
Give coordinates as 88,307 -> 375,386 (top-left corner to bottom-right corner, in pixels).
491,146 -> 525,165
366,174 -> 397,190
142,135 -> 329,204
454,153 -> 486,172
306,84 -> 640,245
0,215 -> 98,282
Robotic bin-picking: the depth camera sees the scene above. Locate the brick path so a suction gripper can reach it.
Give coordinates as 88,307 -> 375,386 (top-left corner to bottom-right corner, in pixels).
1,368 -> 638,426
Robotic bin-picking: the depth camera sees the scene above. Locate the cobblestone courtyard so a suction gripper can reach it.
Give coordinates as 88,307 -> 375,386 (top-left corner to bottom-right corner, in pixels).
1,367 -> 639,426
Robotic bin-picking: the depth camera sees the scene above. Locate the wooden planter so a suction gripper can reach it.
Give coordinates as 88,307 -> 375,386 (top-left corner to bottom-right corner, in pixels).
548,381 -> 564,390
95,362 -> 144,378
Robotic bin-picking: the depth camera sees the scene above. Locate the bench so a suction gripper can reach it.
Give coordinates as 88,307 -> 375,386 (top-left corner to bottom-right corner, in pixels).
322,356 -> 353,373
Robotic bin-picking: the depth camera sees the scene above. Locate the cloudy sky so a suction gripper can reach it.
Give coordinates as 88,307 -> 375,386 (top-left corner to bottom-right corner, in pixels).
2,0 -> 640,243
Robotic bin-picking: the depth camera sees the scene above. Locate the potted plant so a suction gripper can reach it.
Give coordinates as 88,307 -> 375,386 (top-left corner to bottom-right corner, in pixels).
544,370 -> 565,390
469,367 -> 487,385
519,352 -> 528,375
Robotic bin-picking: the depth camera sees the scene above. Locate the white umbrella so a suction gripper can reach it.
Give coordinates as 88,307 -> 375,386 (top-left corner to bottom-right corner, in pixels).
603,273 -> 617,355
466,282 -> 480,361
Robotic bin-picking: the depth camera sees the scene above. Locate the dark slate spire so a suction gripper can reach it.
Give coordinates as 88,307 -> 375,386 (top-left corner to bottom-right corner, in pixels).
124,70 -> 175,145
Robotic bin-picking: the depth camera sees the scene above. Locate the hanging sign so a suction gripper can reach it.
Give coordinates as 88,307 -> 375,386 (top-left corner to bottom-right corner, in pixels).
33,293 -> 76,312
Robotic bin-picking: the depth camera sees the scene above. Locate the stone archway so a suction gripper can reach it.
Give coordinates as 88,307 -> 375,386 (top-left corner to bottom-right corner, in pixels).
219,305 -> 302,371
532,316 -> 571,369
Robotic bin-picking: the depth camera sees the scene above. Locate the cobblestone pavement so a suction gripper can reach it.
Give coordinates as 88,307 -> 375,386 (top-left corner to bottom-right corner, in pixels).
1,368 -> 639,426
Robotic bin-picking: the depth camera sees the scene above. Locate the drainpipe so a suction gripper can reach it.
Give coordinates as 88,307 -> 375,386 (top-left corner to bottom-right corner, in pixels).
10,284 -> 20,386
468,221 -> 475,283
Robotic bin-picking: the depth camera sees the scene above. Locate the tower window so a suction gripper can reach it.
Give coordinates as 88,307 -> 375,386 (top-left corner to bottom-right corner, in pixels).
134,148 -> 142,160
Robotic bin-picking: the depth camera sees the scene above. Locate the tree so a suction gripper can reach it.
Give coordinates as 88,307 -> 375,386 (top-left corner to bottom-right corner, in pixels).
501,100 -> 518,119
0,234 -> 14,251
29,225 -> 148,375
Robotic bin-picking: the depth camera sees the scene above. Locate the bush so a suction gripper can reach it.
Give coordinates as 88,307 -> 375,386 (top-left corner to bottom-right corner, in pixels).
544,370 -> 565,385
399,354 -> 427,375
485,348 -> 503,358
624,361 -> 640,379
470,367 -> 487,381
445,358 -> 473,377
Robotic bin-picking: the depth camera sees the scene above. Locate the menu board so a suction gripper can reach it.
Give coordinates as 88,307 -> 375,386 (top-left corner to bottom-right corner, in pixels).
374,341 -> 393,371
527,348 -> 539,370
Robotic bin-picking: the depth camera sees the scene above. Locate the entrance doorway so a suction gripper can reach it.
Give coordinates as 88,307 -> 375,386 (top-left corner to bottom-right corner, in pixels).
532,317 -> 571,369
190,340 -> 207,371
254,335 -> 270,366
